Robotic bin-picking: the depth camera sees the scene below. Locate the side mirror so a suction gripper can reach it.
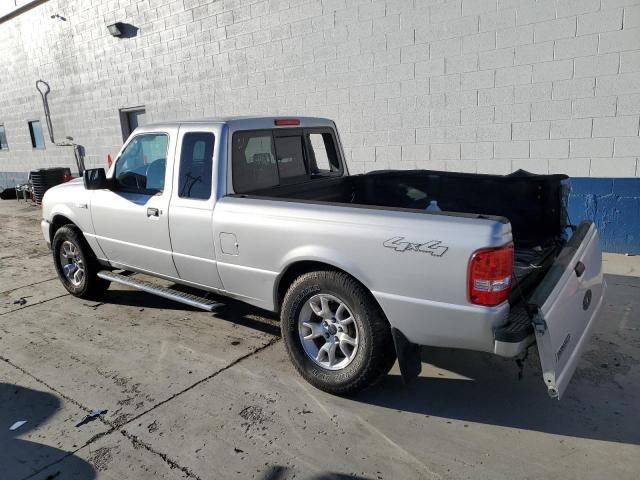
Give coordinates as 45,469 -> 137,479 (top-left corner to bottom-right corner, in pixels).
83,168 -> 109,190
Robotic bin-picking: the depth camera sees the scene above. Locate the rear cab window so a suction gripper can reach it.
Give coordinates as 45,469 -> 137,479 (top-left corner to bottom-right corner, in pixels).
274,135 -> 307,180
231,127 -> 343,194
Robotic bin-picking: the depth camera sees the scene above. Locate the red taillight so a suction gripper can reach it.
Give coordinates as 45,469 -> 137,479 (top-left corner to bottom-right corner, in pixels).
274,118 -> 300,126
468,243 -> 514,306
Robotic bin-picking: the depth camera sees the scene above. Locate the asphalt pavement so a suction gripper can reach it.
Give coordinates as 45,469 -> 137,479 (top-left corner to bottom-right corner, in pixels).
1,199 -> 639,480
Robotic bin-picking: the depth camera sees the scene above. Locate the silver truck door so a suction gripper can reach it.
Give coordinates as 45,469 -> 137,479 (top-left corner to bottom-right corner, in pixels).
168,125 -> 223,290
528,221 -> 606,399
91,130 -> 179,278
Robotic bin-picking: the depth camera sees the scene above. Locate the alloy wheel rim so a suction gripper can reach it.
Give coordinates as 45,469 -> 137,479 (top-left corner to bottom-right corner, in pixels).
59,240 -> 85,287
298,293 -> 359,370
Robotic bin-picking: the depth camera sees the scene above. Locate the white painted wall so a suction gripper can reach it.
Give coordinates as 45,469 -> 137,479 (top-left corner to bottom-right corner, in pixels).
1,0 -> 639,187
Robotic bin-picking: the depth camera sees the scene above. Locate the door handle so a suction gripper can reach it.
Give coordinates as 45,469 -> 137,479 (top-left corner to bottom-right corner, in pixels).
146,207 -> 160,217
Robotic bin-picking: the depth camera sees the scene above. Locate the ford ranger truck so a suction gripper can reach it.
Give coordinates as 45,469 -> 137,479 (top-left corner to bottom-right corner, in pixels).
41,116 -> 606,399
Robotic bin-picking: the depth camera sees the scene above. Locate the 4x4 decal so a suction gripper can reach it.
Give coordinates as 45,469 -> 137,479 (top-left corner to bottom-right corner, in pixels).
383,236 -> 448,257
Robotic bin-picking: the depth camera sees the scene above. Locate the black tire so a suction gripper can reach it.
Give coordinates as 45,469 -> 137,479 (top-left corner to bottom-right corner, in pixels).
52,225 -> 110,299
281,270 -> 396,396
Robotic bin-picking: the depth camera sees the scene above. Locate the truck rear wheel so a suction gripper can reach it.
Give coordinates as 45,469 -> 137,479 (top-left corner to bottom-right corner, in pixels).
281,270 -> 396,396
52,225 -> 110,299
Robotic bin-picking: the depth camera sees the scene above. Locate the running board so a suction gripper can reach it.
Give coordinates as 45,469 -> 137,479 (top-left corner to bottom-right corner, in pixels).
97,271 -> 224,312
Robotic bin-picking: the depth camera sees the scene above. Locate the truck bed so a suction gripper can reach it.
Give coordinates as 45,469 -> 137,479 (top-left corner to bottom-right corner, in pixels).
237,169 -> 568,296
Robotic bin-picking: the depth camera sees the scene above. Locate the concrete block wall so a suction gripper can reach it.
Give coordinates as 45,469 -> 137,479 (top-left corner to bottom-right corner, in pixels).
0,0 -> 639,251
1,0 -> 639,178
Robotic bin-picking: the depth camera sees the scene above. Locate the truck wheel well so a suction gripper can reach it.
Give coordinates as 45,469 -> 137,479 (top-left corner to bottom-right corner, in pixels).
50,215 -> 76,238
276,261 -> 376,313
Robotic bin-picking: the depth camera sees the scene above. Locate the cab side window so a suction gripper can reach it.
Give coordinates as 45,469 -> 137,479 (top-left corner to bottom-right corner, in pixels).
115,133 -> 168,193
178,132 -> 215,200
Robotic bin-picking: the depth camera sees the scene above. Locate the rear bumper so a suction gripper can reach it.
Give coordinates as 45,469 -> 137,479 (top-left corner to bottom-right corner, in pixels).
494,334 -> 534,357
373,290 -> 509,353
41,219 -> 51,248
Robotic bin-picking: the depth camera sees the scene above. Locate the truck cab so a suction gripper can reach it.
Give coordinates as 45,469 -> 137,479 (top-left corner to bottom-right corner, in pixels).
79,117 -> 342,291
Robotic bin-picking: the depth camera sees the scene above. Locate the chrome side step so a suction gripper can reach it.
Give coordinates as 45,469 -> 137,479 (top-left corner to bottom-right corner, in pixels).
97,271 -> 224,312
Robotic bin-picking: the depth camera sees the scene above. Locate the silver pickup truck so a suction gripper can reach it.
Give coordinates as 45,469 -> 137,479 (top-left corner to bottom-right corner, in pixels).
41,116 -> 605,398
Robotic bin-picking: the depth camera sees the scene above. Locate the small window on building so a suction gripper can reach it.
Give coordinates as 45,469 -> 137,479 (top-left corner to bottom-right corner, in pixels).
28,120 -> 45,149
178,132 -> 215,200
0,124 -> 8,150
119,107 -> 146,141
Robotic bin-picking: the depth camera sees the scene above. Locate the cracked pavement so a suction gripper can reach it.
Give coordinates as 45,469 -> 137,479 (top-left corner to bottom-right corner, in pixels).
1,199 -> 639,480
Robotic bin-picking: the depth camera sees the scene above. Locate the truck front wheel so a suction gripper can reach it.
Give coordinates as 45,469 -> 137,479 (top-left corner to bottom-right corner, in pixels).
281,270 -> 396,396
52,225 -> 110,299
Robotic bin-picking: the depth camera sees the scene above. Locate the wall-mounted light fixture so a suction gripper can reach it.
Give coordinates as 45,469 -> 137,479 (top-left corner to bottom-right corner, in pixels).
107,22 -> 124,37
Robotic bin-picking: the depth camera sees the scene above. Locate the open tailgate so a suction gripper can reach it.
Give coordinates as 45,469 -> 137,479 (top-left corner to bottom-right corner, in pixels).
527,221 -> 606,399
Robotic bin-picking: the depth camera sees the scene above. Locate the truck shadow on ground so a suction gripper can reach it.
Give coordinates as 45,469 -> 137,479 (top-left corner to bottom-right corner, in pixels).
101,287 -> 282,336
354,344 -> 639,446
0,383 -> 96,480
95,276 -> 638,447
260,465 -> 370,480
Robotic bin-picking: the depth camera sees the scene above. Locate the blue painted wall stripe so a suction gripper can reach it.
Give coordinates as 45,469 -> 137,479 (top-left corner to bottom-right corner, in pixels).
568,178 -> 640,255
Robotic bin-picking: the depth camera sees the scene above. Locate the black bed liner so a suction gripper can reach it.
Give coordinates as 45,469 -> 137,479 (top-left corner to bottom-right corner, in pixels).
511,242 -> 562,301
